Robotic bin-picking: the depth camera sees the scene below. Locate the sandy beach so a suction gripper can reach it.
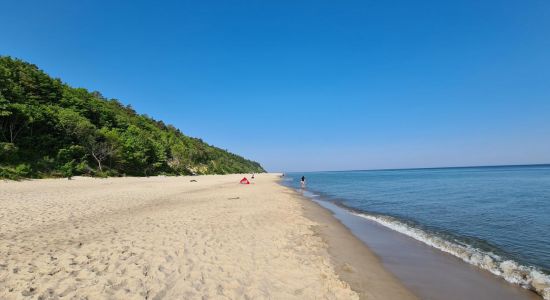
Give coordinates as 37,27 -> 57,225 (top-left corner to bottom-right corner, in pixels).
0,174 -> 415,299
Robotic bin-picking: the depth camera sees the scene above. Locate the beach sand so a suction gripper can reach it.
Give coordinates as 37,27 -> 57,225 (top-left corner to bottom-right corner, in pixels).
0,174 -> 415,299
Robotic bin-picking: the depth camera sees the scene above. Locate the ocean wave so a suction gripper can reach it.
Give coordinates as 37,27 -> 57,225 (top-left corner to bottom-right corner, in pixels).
352,212 -> 550,299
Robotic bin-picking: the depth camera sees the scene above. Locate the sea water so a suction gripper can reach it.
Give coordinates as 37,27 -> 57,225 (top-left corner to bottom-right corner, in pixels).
284,165 -> 550,298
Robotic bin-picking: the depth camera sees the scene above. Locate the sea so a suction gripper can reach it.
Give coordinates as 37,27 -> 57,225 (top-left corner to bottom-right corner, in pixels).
283,165 -> 550,299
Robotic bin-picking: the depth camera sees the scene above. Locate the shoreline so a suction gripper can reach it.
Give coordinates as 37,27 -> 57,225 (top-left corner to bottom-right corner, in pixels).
280,185 -> 417,299
282,181 -> 544,300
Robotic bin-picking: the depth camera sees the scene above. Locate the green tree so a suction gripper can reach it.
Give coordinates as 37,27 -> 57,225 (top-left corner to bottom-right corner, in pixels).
0,56 -> 265,179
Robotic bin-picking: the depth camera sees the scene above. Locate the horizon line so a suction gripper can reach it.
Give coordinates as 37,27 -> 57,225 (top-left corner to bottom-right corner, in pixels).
283,163 -> 550,174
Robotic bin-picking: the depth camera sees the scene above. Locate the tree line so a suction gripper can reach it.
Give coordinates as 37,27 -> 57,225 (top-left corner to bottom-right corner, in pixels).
0,56 -> 265,179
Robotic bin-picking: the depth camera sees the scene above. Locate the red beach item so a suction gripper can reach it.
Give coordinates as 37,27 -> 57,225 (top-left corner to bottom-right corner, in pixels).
240,177 -> 250,184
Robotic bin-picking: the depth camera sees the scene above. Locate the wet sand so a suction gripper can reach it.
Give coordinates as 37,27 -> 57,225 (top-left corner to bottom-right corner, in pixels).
287,189 -> 417,299
0,174 -> 414,299
311,199 -> 542,300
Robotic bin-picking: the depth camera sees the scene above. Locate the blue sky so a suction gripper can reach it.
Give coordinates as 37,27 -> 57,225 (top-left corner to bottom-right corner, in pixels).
2,0 -> 549,171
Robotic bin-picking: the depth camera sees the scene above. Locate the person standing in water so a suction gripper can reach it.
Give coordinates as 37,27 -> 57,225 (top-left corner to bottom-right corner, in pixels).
301,176 -> 306,188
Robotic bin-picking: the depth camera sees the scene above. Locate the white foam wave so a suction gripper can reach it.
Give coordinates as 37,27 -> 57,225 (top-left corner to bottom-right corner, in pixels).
352,212 -> 550,299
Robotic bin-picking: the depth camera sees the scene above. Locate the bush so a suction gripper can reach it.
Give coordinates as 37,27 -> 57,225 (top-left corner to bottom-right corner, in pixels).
91,167 -> 118,178
59,160 -> 76,178
0,164 -> 31,180
75,161 -> 91,174
0,143 -> 18,162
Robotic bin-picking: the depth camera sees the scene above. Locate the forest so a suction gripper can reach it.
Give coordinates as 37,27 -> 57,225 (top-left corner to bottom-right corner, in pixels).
0,56 -> 265,179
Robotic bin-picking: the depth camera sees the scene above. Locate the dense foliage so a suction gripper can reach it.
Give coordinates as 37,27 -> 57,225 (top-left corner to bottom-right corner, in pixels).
0,56 -> 265,179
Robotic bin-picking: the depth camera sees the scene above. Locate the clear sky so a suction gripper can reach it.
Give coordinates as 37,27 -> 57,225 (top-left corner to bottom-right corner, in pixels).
2,0 -> 549,172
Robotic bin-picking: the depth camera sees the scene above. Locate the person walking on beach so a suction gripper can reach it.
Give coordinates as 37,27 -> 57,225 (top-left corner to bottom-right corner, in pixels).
301,176 -> 306,188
